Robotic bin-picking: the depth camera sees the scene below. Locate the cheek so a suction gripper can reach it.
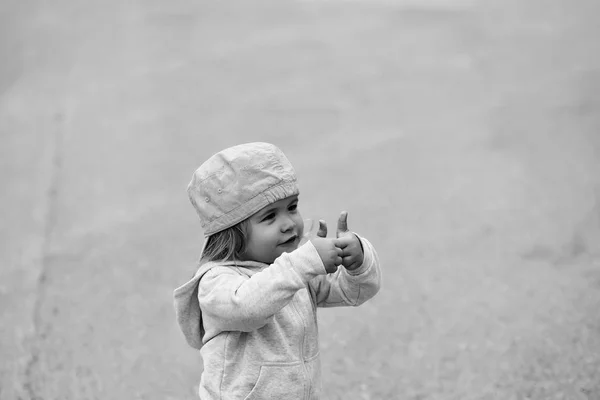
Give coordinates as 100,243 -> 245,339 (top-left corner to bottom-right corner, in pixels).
295,214 -> 305,236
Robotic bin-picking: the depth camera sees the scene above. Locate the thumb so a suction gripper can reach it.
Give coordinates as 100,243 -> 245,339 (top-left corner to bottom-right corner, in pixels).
316,220 -> 328,237
336,211 -> 349,238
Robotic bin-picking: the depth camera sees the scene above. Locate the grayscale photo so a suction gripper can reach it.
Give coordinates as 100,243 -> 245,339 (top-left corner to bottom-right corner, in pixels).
1,0 -> 599,399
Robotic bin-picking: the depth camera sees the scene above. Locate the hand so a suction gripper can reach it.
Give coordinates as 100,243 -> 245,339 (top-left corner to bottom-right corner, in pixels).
299,219 -> 328,245
311,236 -> 343,273
334,211 -> 364,271
316,219 -> 328,238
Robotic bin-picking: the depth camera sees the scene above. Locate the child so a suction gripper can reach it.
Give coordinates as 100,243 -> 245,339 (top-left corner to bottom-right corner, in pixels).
174,142 -> 381,400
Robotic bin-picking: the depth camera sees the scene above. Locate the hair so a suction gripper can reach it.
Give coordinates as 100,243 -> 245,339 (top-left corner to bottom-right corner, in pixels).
200,220 -> 248,263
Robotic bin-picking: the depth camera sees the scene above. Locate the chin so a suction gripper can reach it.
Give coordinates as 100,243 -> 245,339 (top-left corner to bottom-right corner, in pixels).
272,250 -> 290,262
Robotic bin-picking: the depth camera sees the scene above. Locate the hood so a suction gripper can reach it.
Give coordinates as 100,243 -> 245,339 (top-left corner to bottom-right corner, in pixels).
173,260 -> 264,349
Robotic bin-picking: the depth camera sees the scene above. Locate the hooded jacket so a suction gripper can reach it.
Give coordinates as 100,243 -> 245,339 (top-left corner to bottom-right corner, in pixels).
174,237 -> 381,400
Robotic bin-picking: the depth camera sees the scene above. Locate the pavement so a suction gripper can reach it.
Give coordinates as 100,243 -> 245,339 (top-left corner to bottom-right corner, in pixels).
1,0 -> 599,399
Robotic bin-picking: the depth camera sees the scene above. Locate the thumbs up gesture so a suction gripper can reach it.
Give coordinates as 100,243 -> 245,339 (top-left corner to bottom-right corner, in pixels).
304,219 -> 343,273
334,211 -> 364,271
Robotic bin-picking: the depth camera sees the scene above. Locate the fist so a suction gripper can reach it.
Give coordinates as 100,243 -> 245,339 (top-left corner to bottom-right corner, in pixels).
334,211 -> 364,271
311,237 -> 343,273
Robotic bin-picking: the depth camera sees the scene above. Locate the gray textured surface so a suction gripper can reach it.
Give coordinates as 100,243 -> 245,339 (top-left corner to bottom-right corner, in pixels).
1,0 -> 599,399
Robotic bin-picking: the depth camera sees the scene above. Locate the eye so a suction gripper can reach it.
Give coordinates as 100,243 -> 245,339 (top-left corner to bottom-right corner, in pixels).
262,212 -> 275,222
288,204 -> 298,212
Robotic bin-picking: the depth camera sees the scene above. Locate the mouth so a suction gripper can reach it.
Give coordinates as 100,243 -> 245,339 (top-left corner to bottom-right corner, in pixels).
279,234 -> 298,246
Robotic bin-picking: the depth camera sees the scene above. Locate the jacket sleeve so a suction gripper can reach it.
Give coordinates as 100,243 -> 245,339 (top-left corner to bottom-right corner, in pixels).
308,235 -> 381,308
197,241 -> 327,332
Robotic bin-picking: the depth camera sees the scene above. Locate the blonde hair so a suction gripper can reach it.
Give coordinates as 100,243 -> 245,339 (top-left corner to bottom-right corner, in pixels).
200,220 -> 248,263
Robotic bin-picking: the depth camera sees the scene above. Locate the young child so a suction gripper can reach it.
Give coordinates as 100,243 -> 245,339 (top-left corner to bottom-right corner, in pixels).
174,142 -> 381,400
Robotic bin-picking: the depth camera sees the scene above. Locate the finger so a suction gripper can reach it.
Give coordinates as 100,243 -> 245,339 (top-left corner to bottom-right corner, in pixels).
336,256 -> 343,266
336,211 -> 349,238
317,219 -> 328,238
341,256 -> 355,270
334,237 -> 351,249
336,247 -> 344,257
342,254 -> 356,264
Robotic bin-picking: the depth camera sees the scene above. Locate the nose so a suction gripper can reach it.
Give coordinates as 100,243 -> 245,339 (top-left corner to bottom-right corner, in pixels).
280,214 -> 296,232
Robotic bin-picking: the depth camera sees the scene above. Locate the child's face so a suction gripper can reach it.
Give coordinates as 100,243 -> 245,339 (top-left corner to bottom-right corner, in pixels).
241,195 -> 304,264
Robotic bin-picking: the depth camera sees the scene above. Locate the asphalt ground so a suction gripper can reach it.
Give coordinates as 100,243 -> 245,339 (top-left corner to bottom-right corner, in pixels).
1,0 -> 600,399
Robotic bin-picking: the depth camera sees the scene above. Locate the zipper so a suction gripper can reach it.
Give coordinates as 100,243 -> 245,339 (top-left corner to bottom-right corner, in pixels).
289,292 -> 310,399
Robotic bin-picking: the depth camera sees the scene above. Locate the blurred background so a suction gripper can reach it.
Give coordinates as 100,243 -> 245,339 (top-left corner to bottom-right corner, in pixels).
1,0 -> 599,399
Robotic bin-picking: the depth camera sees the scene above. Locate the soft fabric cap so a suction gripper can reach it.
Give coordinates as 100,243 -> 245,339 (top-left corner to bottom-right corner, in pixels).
187,142 -> 299,236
